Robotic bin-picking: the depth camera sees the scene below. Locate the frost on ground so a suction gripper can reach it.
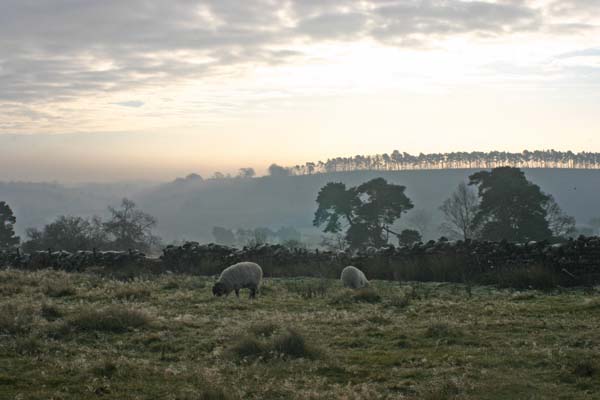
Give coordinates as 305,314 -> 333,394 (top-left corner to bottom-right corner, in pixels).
0,269 -> 599,399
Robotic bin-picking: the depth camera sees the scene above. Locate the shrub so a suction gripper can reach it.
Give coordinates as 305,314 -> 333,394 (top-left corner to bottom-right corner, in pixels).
66,305 -> 151,333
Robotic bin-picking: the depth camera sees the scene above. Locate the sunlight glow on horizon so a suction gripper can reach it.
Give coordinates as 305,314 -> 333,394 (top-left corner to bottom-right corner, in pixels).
1,0 -> 599,181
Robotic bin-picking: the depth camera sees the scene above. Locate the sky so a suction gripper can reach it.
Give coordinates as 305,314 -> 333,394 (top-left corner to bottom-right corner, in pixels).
1,0 -> 599,182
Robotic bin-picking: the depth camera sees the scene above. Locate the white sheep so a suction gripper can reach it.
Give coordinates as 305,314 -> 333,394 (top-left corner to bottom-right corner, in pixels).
212,261 -> 263,299
340,266 -> 369,289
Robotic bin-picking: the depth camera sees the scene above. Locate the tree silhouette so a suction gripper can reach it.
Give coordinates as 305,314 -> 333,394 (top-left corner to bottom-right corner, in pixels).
313,178 -> 413,248
439,182 -> 479,240
268,163 -> 290,177
0,201 -> 20,249
22,215 -> 107,252
104,198 -> 159,251
469,167 -> 552,242
397,229 -> 422,246
544,196 -> 576,239
285,150 -> 600,176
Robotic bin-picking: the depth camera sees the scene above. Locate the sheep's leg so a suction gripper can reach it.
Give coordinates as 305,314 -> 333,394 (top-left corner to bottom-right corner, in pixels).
235,289 -> 240,298
249,287 -> 256,299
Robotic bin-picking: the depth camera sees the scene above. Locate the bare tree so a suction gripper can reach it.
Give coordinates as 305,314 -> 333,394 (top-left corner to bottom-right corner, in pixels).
544,196 -> 576,239
439,182 -> 479,240
407,209 -> 433,240
104,198 -> 159,251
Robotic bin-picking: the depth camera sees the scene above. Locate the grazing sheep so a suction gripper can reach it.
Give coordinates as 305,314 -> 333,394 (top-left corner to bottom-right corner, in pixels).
340,266 -> 369,289
212,262 -> 263,299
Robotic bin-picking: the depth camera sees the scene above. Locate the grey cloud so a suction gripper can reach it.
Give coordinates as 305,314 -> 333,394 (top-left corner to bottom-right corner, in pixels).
549,0 -> 600,16
113,101 -> 145,108
0,0 -> 583,109
297,13 -> 368,39
371,0 -> 541,40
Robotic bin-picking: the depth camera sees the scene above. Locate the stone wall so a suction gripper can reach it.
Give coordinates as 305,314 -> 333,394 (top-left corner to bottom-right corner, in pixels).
2,237 -> 600,285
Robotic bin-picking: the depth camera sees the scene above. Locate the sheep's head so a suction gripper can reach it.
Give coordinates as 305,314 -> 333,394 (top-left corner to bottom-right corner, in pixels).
212,281 -> 228,297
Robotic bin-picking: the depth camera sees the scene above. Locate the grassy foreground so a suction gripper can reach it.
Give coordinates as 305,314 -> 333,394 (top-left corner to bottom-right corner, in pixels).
1,269 -> 599,400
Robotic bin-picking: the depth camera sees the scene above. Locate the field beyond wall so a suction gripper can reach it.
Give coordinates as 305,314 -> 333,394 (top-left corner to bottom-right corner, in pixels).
1,269 -> 600,399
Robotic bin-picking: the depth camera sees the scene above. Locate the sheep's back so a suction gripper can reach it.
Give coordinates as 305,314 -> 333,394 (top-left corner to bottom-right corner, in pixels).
219,262 -> 263,287
340,266 -> 368,289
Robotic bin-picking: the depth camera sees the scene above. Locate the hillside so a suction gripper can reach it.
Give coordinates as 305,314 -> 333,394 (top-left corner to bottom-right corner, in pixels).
2,169 -> 597,244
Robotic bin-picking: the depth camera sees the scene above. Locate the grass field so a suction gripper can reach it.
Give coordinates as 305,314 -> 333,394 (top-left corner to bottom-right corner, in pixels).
1,269 -> 599,399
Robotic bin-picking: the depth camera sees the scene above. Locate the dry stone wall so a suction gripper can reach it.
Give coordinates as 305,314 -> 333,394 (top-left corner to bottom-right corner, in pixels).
2,237 -> 600,285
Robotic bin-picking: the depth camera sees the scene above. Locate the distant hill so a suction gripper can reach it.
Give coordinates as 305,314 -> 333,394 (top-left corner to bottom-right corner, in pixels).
2,169 -> 599,243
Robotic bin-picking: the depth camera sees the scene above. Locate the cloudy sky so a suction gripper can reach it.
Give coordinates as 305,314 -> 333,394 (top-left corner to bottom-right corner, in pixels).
1,0 -> 599,181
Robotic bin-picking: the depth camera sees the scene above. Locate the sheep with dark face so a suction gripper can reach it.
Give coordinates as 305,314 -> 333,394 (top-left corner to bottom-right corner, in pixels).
212,262 -> 263,299
340,266 -> 369,289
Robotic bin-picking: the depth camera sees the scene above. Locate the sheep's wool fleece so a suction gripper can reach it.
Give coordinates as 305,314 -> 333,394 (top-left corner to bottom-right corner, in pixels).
218,262 -> 263,290
340,266 -> 369,289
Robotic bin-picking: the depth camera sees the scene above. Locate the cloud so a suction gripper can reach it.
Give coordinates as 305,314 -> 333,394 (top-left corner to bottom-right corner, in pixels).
112,101 -> 145,108
371,0 -> 541,41
0,0 -> 598,134
0,1 -> 553,104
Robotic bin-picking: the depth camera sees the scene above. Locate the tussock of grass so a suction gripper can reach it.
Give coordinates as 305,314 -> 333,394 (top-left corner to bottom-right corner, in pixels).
196,388 -> 233,400
425,322 -> 463,339
0,303 -> 35,334
330,287 -> 382,305
40,303 -> 62,321
249,322 -> 278,337
284,279 -> 331,299
423,381 -> 460,400
573,360 -> 597,378
229,336 -> 267,360
272,329 -> 317,359
65,305 -> 151,333
91,359 -> 118,378
511,292 -> 536,301
162,279 -> 181,290
353,288 -> 382,303
582,298 -> 600,310
229,329 -> 317,361
44,280 -> 77,297
114,286 -> 151,301
387,293 -> 411,308
14,335 -> 44,356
